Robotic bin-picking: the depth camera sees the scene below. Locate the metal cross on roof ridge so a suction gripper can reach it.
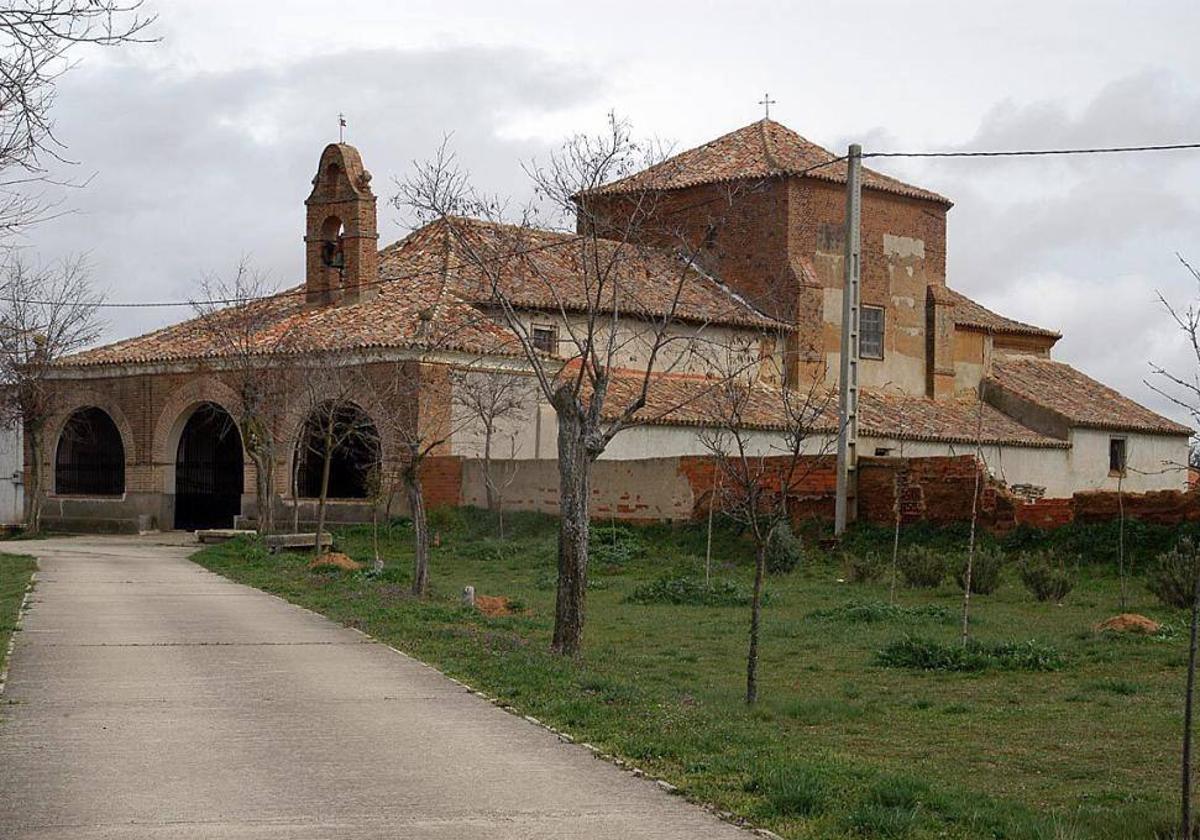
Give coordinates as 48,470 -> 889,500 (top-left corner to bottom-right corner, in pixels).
758,93 -> 777,120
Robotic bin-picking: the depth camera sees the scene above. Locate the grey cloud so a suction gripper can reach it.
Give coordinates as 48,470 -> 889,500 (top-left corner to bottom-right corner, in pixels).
23,46 -> 606,341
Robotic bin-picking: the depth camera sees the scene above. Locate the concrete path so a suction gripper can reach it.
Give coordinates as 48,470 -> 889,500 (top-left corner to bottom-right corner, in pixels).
0,535 -> 749,839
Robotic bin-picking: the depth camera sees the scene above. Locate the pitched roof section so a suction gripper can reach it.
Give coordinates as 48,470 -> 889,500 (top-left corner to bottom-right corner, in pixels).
587,120 -> 951,206
941,287 -> 1060,340
859,392 -> 1066,448
381,217 -> 784,330
54,279 -> 518,369
598,370 -> 1063,448
987,356 -> 1190,436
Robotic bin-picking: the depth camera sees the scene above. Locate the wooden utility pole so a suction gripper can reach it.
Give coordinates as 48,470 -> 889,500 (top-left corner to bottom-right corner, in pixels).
834,144 -> 862,535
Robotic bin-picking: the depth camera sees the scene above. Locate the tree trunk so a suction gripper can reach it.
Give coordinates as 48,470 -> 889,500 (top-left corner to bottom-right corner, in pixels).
372,505 -> 382,574
291,455 -> 300,534
961,457 -> 983,644
746,540 -> 766,705
1118,472 -> 1128,611
408,465 -> 429,596
26,424 -> 43,535
551,407 -> 590,657
249,444 -> 273,536
890,472 -> 901,605
313,423 -> 334,557
482,422 -> 497,514
1183,558 -> 1200,840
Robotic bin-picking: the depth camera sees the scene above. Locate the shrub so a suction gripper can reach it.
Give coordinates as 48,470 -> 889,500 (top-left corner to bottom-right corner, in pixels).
1147,538 -> 1200,609
844,551 -> 886,583
589,525 -> 646,569
808,601 -> 956,624
1017,551 -> 1075,603
955,546 -> 1003,595
898,546 -> 947,588
765,520 -> 804,575
876,636 -> 1064,672
627,575 -> 758,607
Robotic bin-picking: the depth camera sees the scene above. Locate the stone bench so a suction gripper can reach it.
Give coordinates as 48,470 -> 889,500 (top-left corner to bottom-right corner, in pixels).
265,532 -> 334,553
195,529 -> 253,545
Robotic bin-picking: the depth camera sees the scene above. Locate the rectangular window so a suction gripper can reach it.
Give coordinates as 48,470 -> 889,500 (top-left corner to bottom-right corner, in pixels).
531,324 -> 558,354
860,305 -> 885,359
1109,437 -> 1127,474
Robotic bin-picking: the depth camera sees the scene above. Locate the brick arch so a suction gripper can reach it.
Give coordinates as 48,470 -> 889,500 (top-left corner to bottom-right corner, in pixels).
280,383 -> 393,499
152,377 -> 249,495
46,391 -> 136,494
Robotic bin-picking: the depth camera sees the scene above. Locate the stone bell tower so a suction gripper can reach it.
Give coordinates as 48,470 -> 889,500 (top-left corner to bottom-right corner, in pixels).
304,143 -> 379,305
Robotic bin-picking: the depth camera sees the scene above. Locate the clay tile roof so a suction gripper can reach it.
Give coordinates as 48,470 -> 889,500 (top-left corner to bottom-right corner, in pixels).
54,279 -> 519,369
594,369 -> 836,432
987,356 -> 1191,436
942,287 -> 1060,340
382,217 -> 784,330
858,391 -> 1066,448
592,370 -> 1063,448
585,119 -> 951,206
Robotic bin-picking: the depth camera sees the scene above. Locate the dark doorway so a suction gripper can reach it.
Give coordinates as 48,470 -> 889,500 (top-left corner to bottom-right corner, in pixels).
174,403 -> 243,531
55,407 -> 125,495
295,402 -> 379,499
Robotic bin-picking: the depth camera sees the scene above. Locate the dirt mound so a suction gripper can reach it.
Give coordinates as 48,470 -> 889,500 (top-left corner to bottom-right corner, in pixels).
475,595 -> 516,617
1095,613 -> 1161,635
308,552 -> 362,572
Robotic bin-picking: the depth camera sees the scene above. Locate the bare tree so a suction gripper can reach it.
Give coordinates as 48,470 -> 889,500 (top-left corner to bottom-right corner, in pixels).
698,335 -> 834,704
960,399 -> 985,644
1148,254 -> 1200,839
0,2 -> 155,238
368,360 -> 456,596
292,365 -> 379,556
190,261 -> 298,535
1186,548 -> 1200,840
399,115 -> 734,656
451,368 -> 532,518
0,253 -> 101,532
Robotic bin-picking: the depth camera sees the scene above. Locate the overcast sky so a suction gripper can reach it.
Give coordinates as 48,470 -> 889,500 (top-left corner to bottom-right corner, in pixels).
19,0 -> 1200,424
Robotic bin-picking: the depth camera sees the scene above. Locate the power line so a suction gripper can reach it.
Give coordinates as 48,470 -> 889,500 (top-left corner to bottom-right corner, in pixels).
6,139 -> 1200,310
864,141 -> 1200,159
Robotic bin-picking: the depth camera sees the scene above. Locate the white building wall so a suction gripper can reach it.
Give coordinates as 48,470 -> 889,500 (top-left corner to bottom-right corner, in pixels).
449,373 -> 1191,499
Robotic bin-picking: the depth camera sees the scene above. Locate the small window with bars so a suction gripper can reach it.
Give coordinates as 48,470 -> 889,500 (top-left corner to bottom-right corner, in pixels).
531,324 -> 558,354
860,305 -> 885,359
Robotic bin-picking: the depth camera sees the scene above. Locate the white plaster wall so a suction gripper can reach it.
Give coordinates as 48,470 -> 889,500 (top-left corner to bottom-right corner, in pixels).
1065,428 -> 1189,493
601,426 -> 835,460
863,436 -> 1074,497
863,429 -> 1190,497
517,312 -> 769,379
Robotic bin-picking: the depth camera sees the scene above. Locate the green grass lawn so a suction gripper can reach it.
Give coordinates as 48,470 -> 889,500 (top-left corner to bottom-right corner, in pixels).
0,552 -> 36,680
193,511 -> 1192,839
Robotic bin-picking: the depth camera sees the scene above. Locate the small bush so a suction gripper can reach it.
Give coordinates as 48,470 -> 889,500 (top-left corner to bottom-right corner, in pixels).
844,552 -> 886,583
808,601 -> 956,624
1147,538 -> 1200,609
765,520 -> 804,575
589,525 -> 646,569
627,575 -> 758,607
1017,551 -> 1076,603
876,636 -> 1064,672
955,546 -> 1003,595
898,546 -> 947,588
